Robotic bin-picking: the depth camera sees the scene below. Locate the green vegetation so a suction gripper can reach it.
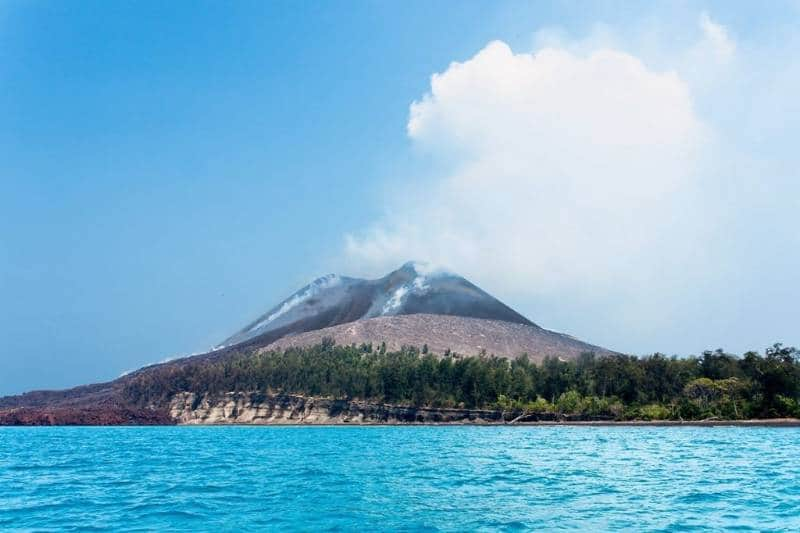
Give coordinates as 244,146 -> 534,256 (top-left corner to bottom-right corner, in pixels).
123,341 -> 800,420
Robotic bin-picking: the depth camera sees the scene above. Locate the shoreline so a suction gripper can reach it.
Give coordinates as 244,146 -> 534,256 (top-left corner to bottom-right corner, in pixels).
4,396 -> 800,427
181,418 -> 800,427
3,418 -> 799,428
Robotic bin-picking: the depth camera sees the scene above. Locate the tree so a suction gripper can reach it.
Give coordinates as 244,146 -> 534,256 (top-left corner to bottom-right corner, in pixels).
684,378 -> 720,413
121,341 -> 800,421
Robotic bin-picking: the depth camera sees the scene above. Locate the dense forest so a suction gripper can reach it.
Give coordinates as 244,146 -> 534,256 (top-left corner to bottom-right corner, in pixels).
123,341 -> 800,420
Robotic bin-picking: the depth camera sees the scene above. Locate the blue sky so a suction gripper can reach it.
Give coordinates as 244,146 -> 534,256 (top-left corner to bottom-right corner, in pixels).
1,1 -> 799,395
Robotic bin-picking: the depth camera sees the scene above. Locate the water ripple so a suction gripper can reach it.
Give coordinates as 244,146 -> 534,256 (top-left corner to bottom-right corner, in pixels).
0,426 -> 799,531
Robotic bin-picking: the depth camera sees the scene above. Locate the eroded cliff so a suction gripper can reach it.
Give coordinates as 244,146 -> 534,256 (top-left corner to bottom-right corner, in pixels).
169,392 -> 528,425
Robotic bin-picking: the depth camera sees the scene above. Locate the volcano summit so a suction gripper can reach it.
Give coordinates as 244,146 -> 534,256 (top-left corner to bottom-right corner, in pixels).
221,262 -> 534,348
218,262 -> 612,360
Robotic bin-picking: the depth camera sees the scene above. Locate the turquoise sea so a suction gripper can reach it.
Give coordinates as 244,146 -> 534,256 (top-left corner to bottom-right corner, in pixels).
1,426 -> 798,531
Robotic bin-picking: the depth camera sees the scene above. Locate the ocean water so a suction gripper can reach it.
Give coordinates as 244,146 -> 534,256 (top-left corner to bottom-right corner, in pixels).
1,427 -> 798,531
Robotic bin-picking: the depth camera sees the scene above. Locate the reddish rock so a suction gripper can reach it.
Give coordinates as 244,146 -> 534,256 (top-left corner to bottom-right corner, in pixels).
0,406 -> 175,426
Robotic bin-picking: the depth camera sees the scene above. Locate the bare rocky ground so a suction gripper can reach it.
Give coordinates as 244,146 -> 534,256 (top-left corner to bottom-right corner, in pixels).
263,313 -> 614,361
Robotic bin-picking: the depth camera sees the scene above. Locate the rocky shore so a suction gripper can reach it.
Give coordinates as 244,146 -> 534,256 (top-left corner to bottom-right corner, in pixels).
2,393 -> 799,426
167,393 -> 800,426
0,406 -> 174,426
169,392 -> 526,424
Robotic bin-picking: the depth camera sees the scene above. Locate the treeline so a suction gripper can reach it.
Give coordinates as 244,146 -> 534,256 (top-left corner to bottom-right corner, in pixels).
122,341 -> 800,420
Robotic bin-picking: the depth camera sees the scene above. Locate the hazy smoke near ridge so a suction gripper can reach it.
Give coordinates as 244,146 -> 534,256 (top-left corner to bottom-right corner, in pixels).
344,13 -> 800,354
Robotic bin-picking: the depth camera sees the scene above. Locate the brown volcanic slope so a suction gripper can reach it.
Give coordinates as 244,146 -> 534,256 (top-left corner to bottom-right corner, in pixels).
262,314 -> 613,362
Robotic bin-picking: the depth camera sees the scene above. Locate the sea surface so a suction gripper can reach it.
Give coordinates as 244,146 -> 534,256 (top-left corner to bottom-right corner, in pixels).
1,426 -> 798,531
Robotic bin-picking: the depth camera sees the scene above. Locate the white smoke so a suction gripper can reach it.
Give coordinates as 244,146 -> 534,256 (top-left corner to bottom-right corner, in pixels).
344,13 -> 800,354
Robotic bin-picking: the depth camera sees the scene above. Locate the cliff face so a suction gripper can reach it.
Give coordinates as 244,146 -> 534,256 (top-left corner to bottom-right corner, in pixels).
169,392 -> 531,425
0,393 -> 582,425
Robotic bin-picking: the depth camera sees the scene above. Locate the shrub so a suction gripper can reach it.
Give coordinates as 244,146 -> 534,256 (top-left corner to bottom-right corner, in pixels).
639,404 -> 671,420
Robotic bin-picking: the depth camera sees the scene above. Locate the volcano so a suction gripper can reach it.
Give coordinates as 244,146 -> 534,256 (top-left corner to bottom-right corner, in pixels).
219,262 -> 534,349
0,262 -> 615,422
216,261 -> 611,360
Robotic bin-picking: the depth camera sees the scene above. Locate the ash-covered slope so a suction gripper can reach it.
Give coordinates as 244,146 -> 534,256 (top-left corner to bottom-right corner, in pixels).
262,314 -> 614,362
220,262 -> 533,350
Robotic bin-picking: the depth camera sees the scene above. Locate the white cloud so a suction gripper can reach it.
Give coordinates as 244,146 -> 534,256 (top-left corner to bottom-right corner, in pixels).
698,12 -> 736,63
676,12 -> 737,91
347,39 -> 714,323
344,13 -> 800,354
